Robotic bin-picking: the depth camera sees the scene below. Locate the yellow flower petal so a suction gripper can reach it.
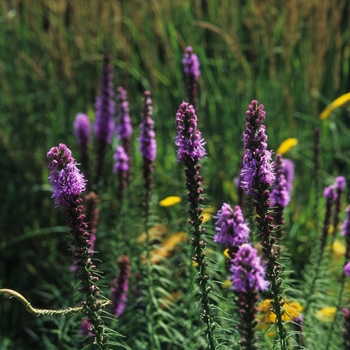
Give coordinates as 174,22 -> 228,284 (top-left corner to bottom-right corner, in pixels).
315,307 -> 337,322
203,206 -> 216,214
192,261 -> 199,267
276,138 -> 298,154
159,196 -> 181,207
320,92 -> 350,120
332,240 -> 346,258
202,212 -> 211,223
222,279 -> 231,288
223,248 -> 231,259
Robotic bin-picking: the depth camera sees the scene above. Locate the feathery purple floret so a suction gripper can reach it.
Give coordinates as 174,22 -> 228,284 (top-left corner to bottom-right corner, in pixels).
341,206 -> 350,237
94,54 -> 115,145
139,91 -> 157,162
113,145 -> 129,173
111,255 -> 131,317
271,155 -> 291,208
74,113 -> 91,151
47,144 -> 86,207
214,203 -> 249,247
175,102 -> 206,163
281,159 -> 294,193
182,46 -> 200,81
240,101 -> 275,196
230,244 -> 269,293
324,176 -> 346,202
116,87 -> 132,141
344,261 -> 350,276
80,318 -> 94,337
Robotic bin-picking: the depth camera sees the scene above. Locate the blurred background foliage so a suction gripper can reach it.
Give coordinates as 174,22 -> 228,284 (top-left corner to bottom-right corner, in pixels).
1,0 -> 350,348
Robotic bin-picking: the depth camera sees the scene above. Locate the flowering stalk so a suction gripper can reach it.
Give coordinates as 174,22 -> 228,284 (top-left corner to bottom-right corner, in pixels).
304,179 -> 339,316
230,244 -> 269,350
270,155 -> 293,244
74,113 -> 91,178
175,102 -> 216,349
138,90 -> 158,348
330,176 -> 346,245
47,143 -> 109,349
110,255 -> 131,317
113,145 -> 129,201
182,47 -> 200,109
94,53 -> 115,186
313,127 -> 321,231
240,100 -> 286,349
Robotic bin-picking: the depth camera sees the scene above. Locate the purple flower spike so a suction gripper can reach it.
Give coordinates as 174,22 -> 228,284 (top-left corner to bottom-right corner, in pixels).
113,145 -> 129,174
47,144 -> 86,207
344,261 -> 350,276
139,91 -> 157,162
240,101 -> 275,197
230,244 -> 269,293
74,113 -> 91,152
116,87 -> 132,141
111,255 -> 131,317
271,155 -> 291,208
94,54 -> 115,145
282,159 -> 294,194
341,206 -> 350,237
175,102 -> 206,163
214,203 -> 249,247
182,46 -> 200,81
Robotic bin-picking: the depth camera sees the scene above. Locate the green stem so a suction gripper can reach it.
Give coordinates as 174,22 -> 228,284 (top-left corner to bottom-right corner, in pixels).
0,289 -> 110,317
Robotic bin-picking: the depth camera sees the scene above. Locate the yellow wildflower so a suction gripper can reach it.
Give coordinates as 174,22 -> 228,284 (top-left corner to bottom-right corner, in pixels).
320,92 -> 350,120
202,212 -> 211,223
276,138 -> 298,155
223,248 -> 230,259
203,206 -> 216,214
137,224 -> 168,243
332,240 -> 346,258
159,196 -> 181,207
222,279 -> 231,288
315,307 -> 337,322
141,231 -> 188,264
192,261 -> 199,267
159,292 -> 181,310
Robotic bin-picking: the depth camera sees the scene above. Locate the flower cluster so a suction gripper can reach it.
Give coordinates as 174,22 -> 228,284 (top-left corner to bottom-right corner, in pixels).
74,113 -> 91,152
214,203 -> 249,247
47,144 -> 86,207
271,155 -> 291,208
139,91 -> 156,163
230,244 -> 269,293
175,102 -> 206,163
240,101 -> 275,197
182,46 -> 200,81
116,86 -> 132,142
110,255 -> 131,317
94,54 -> 115,145
113,145 -> 129,174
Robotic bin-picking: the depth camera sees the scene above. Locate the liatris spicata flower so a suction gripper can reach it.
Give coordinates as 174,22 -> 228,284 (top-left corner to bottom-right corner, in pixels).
80,318 -> 94,337
271,155 -> 292,242
331,176 -> 346,241
47,144 -> 109,348
138,91 -> 156,193
182,46 -> 200,108
175,102 -> 216,348
230,244 -> 269,350
240,100 -> 288,349
74,113 -> 90,176
214,203 -> 249,257
113,145 -> 129,200
110,255 -> 131,317
342,307 -> 350,349
344,261 -> 350,276
94,53 -> 115,185
281,158 -> 294,194
341,205 -> 350,261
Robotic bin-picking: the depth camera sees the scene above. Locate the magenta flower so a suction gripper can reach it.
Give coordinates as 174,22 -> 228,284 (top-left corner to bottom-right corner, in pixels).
175,102 -> 206,163
281,159 -> 294,193
230,244 -> 269,293
342,206 -> 350,237
113,145 -> 129,174
271,155 -> 290,208
116,86 -> 132,141
111,255 -> 131,317
139,91 -> 156,163
74,113 -> 91,152
94,54 -> 115,145
47,144 -> 86,207
344,261 -> 350,276
182,46 -> 200,81
241,103 -> 275,196
214,203 -> 249,247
